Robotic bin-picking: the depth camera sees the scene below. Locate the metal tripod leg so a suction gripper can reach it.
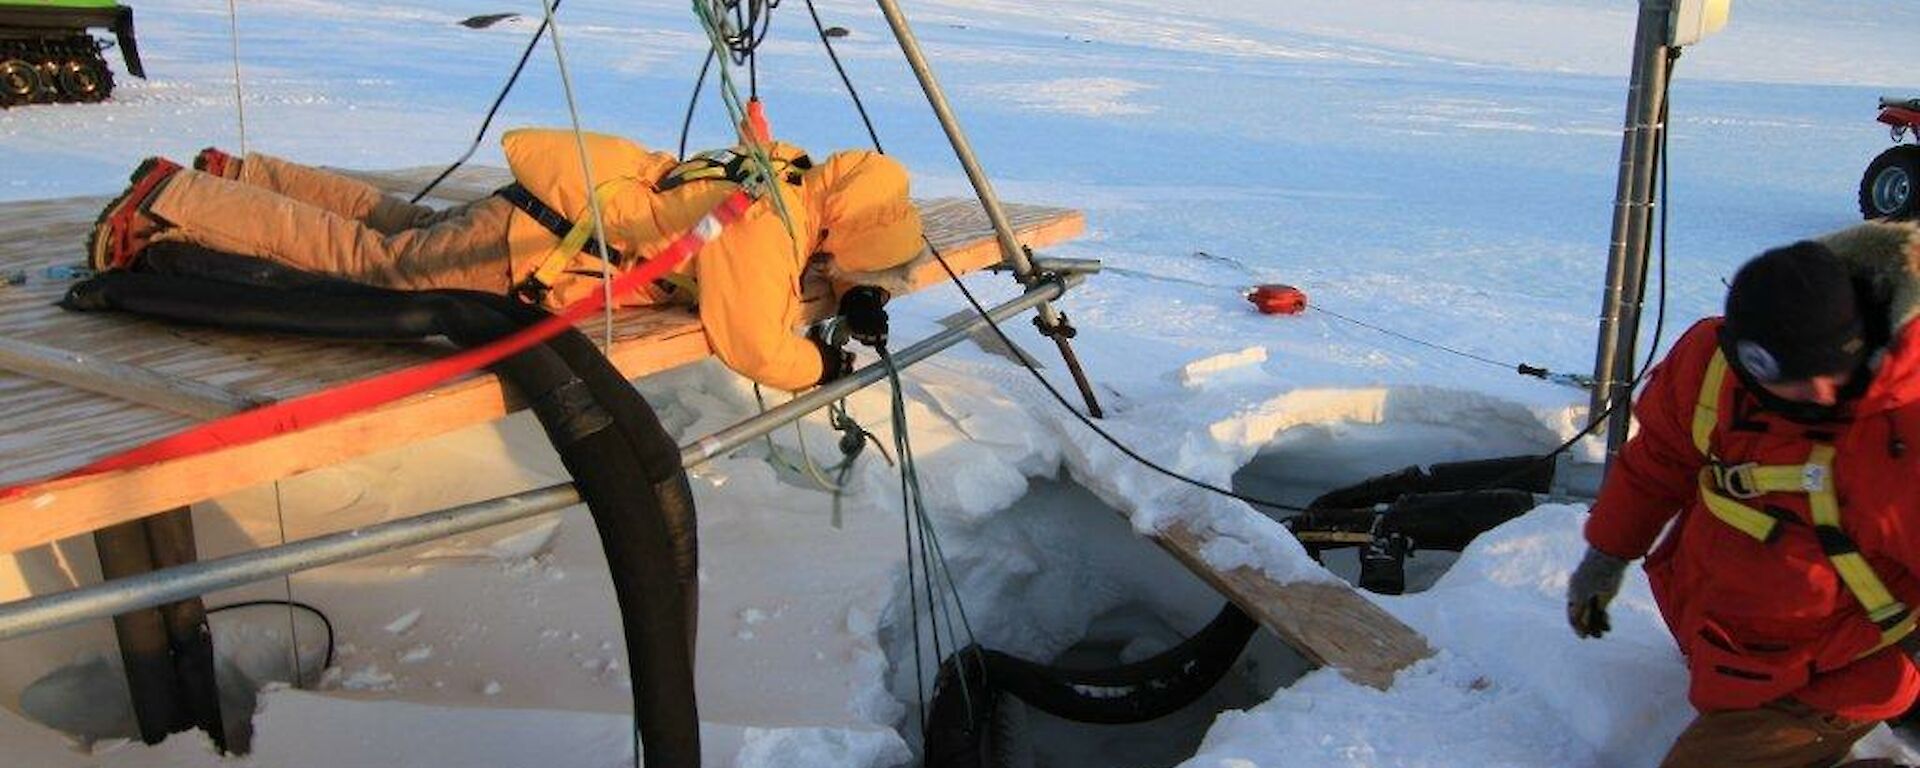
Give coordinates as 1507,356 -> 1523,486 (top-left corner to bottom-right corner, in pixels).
875,0 -> 1105,418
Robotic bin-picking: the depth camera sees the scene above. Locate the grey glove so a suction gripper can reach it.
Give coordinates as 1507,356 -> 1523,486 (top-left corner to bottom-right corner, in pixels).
1567,547 -> 1629,639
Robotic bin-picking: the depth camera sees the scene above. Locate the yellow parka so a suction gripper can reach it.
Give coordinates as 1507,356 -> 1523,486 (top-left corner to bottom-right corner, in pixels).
500,128 -> 925,391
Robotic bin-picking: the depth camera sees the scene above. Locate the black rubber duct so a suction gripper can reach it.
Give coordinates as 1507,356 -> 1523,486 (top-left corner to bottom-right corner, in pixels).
1307,454 -> 1555,510
132,244 -> 704,660
1290,488 -> 1539,551
924,601 -> 1257,768
63,260 -> 701,767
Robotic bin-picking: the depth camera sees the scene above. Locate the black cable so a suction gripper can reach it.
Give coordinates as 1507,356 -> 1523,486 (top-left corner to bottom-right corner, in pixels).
678,49 -> 715,161
410,0 -> 560,204
1307,304 -> 1520,372
207,599 -> 337,671
804,0 -> 884,153
681,1 -> 779,157
928,252 -> 1311,514
802,16 -> 1679,524
1425,47 -> 1682,499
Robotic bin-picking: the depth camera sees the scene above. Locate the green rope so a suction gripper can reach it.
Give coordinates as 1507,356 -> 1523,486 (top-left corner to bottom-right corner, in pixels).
690,0 -> 799,239
750,385 -> 892,528
878,345 -> 982,731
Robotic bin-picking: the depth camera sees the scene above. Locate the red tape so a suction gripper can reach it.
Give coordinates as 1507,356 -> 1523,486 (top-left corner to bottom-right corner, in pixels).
3,190 -> 754,497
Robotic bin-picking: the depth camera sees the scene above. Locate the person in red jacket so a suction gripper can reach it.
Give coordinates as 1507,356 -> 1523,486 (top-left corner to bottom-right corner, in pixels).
1567,225 -> 1920,768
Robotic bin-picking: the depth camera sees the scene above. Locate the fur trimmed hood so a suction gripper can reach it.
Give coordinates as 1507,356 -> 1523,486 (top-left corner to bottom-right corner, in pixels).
1817,220 -> 1920,340
1815,220 -> 1920,410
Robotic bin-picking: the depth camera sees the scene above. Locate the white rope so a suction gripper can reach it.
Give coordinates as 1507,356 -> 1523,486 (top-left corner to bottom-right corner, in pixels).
224,0 -> 249,155
538,0 -> 619,348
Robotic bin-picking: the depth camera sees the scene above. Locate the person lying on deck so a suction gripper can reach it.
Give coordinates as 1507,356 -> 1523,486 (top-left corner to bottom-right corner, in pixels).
84,129 -> 924,391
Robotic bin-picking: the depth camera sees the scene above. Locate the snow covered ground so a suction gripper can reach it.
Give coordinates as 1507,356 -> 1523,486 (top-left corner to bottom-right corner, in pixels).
4,0 -> 1920,765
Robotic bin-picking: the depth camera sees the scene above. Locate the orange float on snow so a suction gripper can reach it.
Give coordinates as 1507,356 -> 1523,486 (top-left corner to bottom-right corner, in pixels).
1247,284 -> 1307,315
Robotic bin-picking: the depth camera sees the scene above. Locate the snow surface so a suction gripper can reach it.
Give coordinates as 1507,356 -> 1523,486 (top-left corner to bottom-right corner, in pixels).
5,0 -> 1920,765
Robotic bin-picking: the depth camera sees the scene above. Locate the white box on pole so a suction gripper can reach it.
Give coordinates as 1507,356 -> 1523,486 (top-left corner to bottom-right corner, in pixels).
1669,0 -> 1731,47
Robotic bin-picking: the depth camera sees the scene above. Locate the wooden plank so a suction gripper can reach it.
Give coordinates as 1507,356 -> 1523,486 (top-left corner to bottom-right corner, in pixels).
0,171 -> 1085,552
1152,519 -> 1432,690
0,336 -> 261,418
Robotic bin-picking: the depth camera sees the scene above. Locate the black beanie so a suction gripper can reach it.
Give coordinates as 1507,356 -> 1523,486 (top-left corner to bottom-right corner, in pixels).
1723,241 -> 1866,382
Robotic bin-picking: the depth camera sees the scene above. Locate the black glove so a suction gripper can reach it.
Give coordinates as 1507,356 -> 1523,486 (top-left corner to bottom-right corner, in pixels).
813,336 -> 856,385
838,285 -> 890,348
1567,547 -> 1629,639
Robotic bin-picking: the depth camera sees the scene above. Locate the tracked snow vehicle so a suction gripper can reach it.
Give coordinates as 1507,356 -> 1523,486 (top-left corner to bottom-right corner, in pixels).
0,0 -> 143,107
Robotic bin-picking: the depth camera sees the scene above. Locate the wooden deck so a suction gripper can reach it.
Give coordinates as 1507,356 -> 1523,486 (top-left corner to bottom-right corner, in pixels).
0,165 -> 1432,691
0,166 -> 1084,552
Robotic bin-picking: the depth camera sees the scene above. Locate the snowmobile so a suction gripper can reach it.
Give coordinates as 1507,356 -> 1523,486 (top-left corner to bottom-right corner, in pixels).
0,0 -> 143,107
1860,96 -> 1920,220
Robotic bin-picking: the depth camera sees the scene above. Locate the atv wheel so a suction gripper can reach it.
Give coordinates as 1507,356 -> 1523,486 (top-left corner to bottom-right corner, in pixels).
1,59 -> 42,107
1860,145 -> 1920,220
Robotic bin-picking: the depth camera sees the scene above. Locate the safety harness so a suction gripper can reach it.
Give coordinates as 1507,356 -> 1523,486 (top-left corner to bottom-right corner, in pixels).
1692,350 -> 1920,657
496,147 -> 811,306
653,147 -> 810,193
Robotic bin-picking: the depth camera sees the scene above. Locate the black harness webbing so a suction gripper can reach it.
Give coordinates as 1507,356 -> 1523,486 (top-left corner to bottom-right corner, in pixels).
495,183 -> 624,265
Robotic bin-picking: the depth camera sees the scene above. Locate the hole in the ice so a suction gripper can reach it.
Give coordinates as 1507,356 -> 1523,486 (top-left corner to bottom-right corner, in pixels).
879,476 -> 1308,768
1231,415 -> 1557,594
15,607 -> 329,752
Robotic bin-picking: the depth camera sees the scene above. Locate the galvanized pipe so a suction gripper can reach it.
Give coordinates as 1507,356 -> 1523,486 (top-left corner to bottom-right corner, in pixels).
0,485 -> 583,642
681,274 -> 1079,465
0,278 -> 1078,641
872,0 -> 1054,322
872,0 -> 1107,417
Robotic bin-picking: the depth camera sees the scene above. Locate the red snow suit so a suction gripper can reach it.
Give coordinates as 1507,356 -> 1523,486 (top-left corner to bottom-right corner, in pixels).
1586,222 -> 1920,720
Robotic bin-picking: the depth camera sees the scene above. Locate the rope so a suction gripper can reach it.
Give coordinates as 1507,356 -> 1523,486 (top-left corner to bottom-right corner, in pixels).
411,0 -> 562,204
1307,304 -> 1515,372
751,384 -> 847,493
206,599 -> 336,671
677,49 -> 715,160
535,0 -> 619,349
223,0 -> 249,155
804,0 -> 883,152
878,343 -> 981,731
691,0 -> 799,232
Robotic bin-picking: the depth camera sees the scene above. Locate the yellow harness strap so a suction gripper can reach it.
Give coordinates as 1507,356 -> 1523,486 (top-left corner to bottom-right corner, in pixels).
527,180 -> 628,296
1691,350 -> 1916,656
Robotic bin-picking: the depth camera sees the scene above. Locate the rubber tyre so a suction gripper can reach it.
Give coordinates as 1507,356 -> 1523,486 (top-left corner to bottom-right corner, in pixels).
1859,145 -> 1920,220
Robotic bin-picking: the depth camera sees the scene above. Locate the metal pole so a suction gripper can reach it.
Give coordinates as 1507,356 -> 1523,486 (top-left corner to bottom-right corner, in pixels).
681,275 -> 1081,465
0,278 -> 1083,641
873,0 -> 1043,291
1589,0 -> 1672,465
873,0 -> 1105,417
0,485 -> 583,642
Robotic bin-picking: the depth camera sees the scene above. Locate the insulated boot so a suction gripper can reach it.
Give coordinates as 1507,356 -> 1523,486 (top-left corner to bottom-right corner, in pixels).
87,157 -> 181,272
192,147 -> 240,180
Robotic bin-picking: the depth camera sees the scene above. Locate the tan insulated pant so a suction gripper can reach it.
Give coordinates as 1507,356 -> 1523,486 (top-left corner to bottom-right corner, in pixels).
144,153 -> 521,294
1659,699 -> 1879,768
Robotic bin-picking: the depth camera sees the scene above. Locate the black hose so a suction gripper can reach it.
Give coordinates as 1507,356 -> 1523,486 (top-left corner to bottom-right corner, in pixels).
1306,455 -> 1554,511
63,254 -> 702,767
924,602 -> 1258,767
